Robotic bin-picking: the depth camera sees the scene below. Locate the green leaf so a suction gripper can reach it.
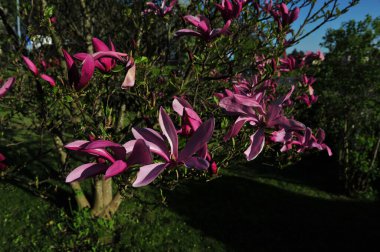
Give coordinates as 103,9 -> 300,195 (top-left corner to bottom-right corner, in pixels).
135,56 -> 149,64
65,96 -> 73,103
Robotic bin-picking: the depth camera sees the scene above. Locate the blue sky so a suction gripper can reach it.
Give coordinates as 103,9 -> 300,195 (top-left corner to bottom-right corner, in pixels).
288,0 -> 380,52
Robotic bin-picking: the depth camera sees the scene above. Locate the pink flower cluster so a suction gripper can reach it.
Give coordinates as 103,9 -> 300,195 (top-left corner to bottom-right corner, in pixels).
65,98 -> 216,186
215,59 -> 331,161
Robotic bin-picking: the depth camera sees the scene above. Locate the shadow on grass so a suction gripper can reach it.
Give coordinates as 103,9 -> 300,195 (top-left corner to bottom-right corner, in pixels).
233,153 -> 345,195
166,175 -> 380,251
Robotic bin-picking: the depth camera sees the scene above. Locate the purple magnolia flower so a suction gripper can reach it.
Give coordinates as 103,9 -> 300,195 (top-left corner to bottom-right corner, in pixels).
271,3 -> 300,30
124,107 -> 215,187
220,86 -> 305,160
62,49 -> 94,91
22,56 -> 56,87
0,77 -> 16,98
63,48 -> 131,90
172,97 -> 202,137
65,139 -> 152,182
271,127 -> 332,156
91,37 -> 117,72
144,0 -> 177,17
172,97 -> 219,174
175,15 -> 231,42
214,0 -> 244,21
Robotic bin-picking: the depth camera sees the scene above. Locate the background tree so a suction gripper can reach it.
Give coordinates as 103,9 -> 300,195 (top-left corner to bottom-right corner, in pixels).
315,15 -> 380,196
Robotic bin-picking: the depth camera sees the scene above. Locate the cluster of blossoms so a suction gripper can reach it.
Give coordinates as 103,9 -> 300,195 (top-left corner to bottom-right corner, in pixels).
280,50 -> 325,107
215,49 -> 332,160
65,99 -> 215,187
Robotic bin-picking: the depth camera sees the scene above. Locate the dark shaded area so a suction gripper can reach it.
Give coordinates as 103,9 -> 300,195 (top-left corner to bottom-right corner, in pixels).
249,153 -> 345,195
166,173 -> 380,251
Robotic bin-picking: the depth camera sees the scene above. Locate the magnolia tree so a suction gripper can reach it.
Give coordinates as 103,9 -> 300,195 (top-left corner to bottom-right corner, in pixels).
0,0 -> 357,218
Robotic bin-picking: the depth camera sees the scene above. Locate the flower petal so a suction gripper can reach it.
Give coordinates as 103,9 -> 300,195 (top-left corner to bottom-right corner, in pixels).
184,108 -> 202,128
178,118 -> 215,162
104,160 -> 128,179
224,116 -> 256,141
83,149 -> 116,163
22,55 -> 39,76
132,163 -> 168,187
65,140 -> 89,150
92,51 -> 127,61
121,60 -> 135,88
62,49 -> 80,86
84,140 -> 121,149
219,96 -> 259,116
272,116 -> 305,131
92,37 -> 110,52
40,74 -> 56,87
172,96 -> 193,116
126,139 -> 153,166
66,163 -> 108,183
0,77 -> 16,98
73,53 -> 88,61
174,29 -> 202,38
184,157 -> 209,170
132,127 -> 170,161
244,128 -> 265,161
123,140 -> 136,154
77,54 -> 95,90
84,140 -> 126,160
159,107 -> 178,158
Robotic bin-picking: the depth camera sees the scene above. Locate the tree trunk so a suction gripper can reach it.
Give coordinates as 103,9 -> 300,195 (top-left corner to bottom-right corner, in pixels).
99,192 -> 123,219
91,177 -> 104,216
102,177 -> 113,207
80,0 -> 93,53
70,181 -> 91,209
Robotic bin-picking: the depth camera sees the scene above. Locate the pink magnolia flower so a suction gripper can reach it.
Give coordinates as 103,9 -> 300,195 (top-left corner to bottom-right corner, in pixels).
124,107 -> 215,187
65,139 -> 152,182
172,97 -> 202,137
63,48 -> 131,90
62,49 -> 94,91
219,86 -> 305,160
22,55 -> 56,87
271,3 -> 300,30
91,37 -> 117,72
175,15 -> 231,42
215,0 -> 244,21
0,77 -> 16,98
144,0 -> 177,17
271,127 -> 332,156
74,37 -> 120,73
172,97 -> 219,174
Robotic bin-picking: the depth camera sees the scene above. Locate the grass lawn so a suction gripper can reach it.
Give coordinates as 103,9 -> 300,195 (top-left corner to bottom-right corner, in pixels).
1,153 -> 379,251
